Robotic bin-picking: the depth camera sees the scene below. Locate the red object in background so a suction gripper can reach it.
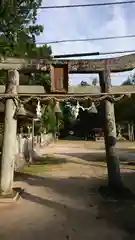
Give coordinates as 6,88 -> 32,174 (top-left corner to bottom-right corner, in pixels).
51,63 -> 68,93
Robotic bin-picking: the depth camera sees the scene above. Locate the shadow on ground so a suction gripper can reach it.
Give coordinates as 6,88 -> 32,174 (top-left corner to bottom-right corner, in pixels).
57,152 -> 106,162
32,151 -> 67,165
11,141 -> 135,239
100,147 -> 135,153
14,170 -> 135,238
56,151 -> 135,168
25,152 -> 109,172
24,150 -> 135,176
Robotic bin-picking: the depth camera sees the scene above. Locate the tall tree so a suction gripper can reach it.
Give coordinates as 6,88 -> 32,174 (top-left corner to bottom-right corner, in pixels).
122,76 -> 133,85
92,77 -> 98,86
0,0 -> 52,194
0,0 -> 51,58
115,75 -> 135,124
80,81 -> 89,86
0,0 -> 52,87
41,105 -> 57,133
30,72 -> 51,92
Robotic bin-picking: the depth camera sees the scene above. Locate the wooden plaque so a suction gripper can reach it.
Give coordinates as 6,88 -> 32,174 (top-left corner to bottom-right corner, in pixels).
50,63 -> 68,93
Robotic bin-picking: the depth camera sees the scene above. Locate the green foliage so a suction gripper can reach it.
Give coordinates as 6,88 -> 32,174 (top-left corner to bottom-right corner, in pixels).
0,0 -> 42,57
0,0 -> 52,59
92,77 -> 98,86
122,76 -> 133,85
41,104 -> 57,134
26,44 -> 52,59
32,73 -> 51,92
80,81 -> 90,86
115,95 -> 135,123
59,102 -> 74,136
61,102 -> 71,120
40,101 -> 64,134
115,74 -> 135,123
0,0 -> 52,88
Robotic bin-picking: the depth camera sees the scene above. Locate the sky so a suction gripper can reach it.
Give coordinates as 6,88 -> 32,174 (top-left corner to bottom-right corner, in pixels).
36,0 -> 135,85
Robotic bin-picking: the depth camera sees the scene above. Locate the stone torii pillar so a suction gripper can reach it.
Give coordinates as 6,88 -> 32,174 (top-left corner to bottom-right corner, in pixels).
99,62 -> 122,189
1,69 -> 19,195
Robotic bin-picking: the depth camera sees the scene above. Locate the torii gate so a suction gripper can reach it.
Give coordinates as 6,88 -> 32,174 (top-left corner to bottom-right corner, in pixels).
1,53 -> 135,195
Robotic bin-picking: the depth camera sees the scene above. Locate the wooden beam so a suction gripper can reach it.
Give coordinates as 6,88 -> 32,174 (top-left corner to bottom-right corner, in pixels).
0,85 -> 135,95
62,54 -> 135,73
0,54 -> 135,73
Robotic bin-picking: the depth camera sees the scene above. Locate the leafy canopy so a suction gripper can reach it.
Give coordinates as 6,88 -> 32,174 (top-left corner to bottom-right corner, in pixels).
0,0 -> 52,88
0,0 -> 51,58
41,104 -> 57,134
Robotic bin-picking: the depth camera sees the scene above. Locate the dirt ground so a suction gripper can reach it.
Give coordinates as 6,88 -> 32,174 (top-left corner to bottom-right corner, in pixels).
0,140 -> 135,240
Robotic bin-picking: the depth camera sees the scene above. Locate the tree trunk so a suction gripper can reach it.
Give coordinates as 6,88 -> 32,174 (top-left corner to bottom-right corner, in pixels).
1,70 -> 19,194
99,64 -> 121,189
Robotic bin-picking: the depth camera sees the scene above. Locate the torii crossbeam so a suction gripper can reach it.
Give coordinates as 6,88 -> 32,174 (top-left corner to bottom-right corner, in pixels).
0,53 -> 133,195
0,53 -> 135,73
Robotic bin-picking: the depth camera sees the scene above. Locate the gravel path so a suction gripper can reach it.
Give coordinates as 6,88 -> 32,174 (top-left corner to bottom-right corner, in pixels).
0,140 -> 135,240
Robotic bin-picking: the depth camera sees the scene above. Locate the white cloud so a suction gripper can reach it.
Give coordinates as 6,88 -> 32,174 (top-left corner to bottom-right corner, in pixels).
36,0 -> 135,85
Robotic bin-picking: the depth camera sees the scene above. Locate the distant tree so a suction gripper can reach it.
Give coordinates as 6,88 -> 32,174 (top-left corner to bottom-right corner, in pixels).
59,102 -> 72,137
0,0 -> 44,57
80,81 -> 89,86
92,77 -> 98,86
115,74 -> 135,123
41,103 -> 57,134
0,0 -> 52,88
122,76 -> 133,85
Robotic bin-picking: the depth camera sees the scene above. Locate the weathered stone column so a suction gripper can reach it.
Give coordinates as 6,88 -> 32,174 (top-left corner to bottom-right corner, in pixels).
99,63 -> 121,189
1,69 -> 19,194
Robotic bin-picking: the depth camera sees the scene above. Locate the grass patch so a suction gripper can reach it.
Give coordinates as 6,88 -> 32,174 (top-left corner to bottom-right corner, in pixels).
23,155 -> 67,174
24,164 -> 48,174
19,153 -> 135,175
